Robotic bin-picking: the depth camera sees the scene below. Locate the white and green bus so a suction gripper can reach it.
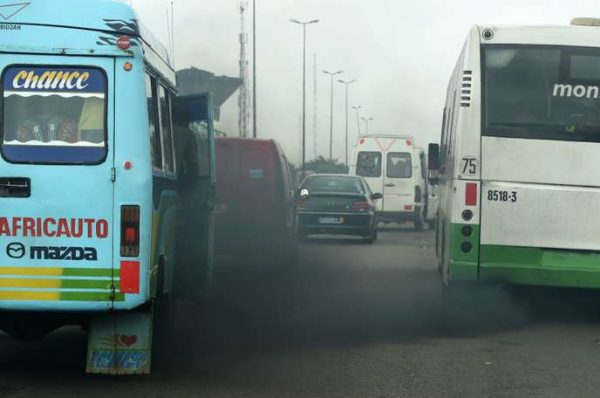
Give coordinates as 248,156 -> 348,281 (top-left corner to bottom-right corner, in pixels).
429,19 -> 600,289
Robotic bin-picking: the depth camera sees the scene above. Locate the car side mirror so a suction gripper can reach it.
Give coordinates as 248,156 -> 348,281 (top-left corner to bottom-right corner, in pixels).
428,143 -> 440,171
296,188 -> 309,200
371,192 -> 383,200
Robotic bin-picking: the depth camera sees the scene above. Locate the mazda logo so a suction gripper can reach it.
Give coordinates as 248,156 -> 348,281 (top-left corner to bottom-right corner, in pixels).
6,243 -> 25,259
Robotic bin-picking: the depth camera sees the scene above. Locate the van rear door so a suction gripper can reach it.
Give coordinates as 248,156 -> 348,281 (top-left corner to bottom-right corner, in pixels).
355,150 -> 383,211
0,56 -> 115,309
382,152 -> 414,212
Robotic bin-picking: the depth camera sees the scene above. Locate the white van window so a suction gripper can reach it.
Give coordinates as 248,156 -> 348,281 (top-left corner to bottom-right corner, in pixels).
387,152 -> 412,178
356,151 -> 382,177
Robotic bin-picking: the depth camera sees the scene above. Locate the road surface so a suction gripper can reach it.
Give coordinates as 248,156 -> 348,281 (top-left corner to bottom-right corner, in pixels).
1,227 -> 600,397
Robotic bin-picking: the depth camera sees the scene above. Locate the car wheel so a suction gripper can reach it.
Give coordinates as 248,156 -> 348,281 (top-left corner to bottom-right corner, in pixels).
363,229 -> 375,244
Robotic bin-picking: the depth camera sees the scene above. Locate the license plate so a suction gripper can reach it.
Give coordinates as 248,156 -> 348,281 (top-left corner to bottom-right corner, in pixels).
319,216 -> 344,224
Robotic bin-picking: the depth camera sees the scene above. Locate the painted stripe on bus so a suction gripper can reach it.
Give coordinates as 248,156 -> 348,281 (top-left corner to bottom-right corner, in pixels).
0,278 -> 118,290
0,291 -> 124,301
0,267 -> 119,277
0,267 -> 126,301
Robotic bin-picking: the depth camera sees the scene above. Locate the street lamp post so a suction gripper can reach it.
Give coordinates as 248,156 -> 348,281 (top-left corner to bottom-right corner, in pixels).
252,0 -> 257,138
361,116 -> 374,135
352,105 -> 361,136
322,69 -> 343,160
290,18 -> 319,175
338,79 -> 356,166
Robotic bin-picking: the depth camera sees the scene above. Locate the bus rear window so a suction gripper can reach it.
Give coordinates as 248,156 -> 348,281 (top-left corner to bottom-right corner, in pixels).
483,46 -> 600,143
1,66 -> 107,164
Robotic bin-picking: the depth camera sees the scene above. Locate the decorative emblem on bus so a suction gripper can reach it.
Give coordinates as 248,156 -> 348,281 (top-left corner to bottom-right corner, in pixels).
0,2 -> 30,21
6,242 -> 25,259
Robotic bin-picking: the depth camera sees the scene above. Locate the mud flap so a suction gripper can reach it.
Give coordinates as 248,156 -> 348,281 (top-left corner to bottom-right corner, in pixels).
86,307 -> 153,375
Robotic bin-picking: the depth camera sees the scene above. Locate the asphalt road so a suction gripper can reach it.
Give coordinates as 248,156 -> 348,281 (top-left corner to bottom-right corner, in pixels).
2,227 -> 600,397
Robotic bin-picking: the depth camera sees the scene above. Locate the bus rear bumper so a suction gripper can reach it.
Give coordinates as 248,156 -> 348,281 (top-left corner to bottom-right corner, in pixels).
478,245 -> 600,289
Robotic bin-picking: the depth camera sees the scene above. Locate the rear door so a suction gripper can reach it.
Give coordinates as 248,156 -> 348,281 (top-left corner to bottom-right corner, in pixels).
0,56 -> 115,308
382,152 -> 414,212
355,150 -> 383,210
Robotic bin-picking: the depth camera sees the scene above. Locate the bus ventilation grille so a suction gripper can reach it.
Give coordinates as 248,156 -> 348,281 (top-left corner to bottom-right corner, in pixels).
460,70 -> 472,107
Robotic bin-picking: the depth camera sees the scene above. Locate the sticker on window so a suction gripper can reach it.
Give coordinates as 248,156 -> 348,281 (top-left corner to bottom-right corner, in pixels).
1,66 -> 107,164
249,169 -> 264,178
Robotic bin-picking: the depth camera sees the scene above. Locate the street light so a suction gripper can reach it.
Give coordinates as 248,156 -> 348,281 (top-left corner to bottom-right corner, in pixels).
338,79 -> 356,166
322,69 -> 343,160
352,105 -> 361,136
290,18 -> 319,175
361,116 -> 374,135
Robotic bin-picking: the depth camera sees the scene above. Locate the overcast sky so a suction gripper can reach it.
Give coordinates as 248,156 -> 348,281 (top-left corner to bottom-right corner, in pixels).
130,0 -> 599,164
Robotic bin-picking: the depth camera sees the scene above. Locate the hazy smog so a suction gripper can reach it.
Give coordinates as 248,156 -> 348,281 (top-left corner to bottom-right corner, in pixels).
2,0 -> 600,397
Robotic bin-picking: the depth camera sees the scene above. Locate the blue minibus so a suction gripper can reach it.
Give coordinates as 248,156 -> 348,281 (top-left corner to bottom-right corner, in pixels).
0,0 -> 215,374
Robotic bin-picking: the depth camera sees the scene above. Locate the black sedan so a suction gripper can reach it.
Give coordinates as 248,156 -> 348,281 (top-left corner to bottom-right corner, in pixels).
295,174 -> 382,243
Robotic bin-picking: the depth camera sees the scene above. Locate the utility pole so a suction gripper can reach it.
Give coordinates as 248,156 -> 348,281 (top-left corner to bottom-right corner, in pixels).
290,19 -> 319,175
238,1 -> 250,137
313,53 -> 317,159
252,0 -> 257,137
338,79 -> 356,166
352,105 -> 361,136
322,69 -> 343,160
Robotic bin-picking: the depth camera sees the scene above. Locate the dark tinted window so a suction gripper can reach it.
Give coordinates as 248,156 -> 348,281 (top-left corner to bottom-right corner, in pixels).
484,46 -> 600,142
302,176 -> 364,193
387,152 -> 412,178
356,151 -> 382,177
146,74 -> 161,169
158,84 -> 175,174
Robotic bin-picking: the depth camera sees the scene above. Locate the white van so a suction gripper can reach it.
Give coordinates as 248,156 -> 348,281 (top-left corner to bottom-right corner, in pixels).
350,135 -> 426,230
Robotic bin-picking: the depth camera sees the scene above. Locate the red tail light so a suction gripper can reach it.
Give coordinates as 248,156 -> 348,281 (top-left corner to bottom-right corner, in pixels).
121,205 -> 140,257
465,183 -> 478,206
296,199 -> 309,208
352,200 -> 371,211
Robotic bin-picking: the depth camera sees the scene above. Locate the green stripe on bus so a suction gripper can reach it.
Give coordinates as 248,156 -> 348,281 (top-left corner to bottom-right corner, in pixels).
449,223 -> 479,282
62,268 -> 119,278
480,245 -> 600,288
59,279 -> 120,290
58,292 -> 126,301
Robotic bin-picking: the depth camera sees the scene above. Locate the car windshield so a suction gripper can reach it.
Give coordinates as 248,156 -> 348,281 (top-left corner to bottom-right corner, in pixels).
302,175 -> 364,193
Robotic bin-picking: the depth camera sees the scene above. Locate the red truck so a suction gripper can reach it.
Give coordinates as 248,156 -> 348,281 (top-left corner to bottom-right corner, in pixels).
214,137 -> 297,265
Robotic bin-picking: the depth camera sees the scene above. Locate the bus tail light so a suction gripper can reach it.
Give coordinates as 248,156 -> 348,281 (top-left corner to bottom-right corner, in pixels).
121,205 -> 140,257
465,182 -> 478,206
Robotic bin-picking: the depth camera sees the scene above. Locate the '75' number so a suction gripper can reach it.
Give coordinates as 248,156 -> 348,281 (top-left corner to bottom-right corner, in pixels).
461,158 -> 477,174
